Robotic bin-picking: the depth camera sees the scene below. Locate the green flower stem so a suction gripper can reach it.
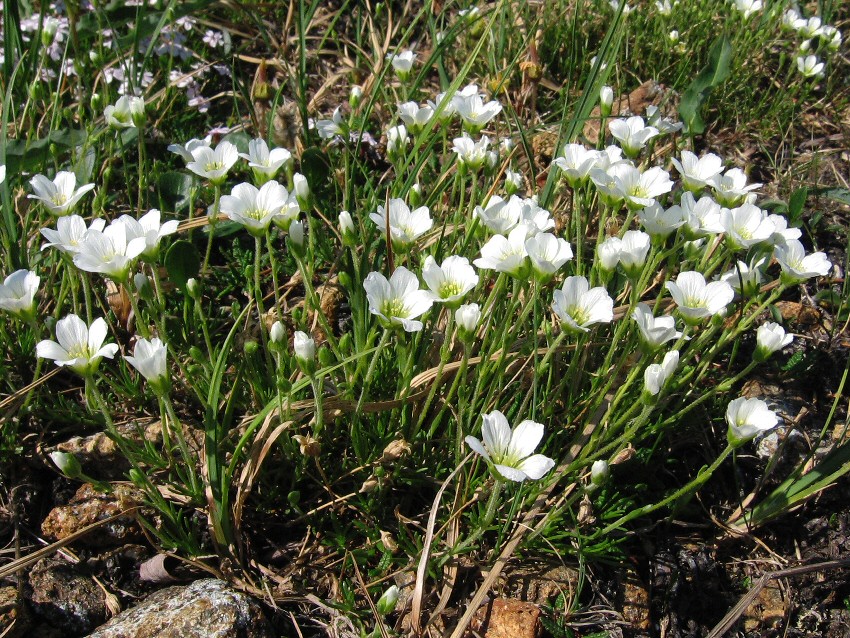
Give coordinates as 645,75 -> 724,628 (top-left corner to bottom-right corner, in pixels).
202,185 -> 221,277
594,445 -> 733,538
121,276 -> 150,339
193,295 -> 215,362
79,271 -> 93,324
161,394 -> 202,497
253,235 -> 273,370
666,360 -> 759,427
137,130 -> 147,213
443,478 -> 503,562
410,311 -> 455,441
427,339 -> 471,443
310,373 -> 325,437
357,328 -> 391,413
295,255 -> 342,360
266,233 -> 282,314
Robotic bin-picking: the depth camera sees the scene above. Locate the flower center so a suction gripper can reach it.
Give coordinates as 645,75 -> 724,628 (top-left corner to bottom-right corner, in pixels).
439,281 -> 464,298
381,298 -> 408,318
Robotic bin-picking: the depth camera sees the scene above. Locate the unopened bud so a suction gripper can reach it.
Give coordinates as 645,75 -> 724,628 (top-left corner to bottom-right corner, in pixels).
376,585 -> 400,615
49,451 -> 83,479
600,85 -> 614,117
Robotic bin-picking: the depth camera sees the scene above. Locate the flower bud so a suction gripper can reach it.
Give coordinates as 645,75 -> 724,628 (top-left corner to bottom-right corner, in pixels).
133,273 -> 153,300
600,85 -> 614,117
129,96 -> 146,129
590,459 -> 609,485
376,585 -> 400,615
293,330 -> 317,375
270,321 -> 286,346
455,303 -> 481,342
49,451 -> 83,479
339,210 -> 356,246
505,170 -> 523,196
349,85 -> 363,109
41,17 -> 60,47
408,183 -> 424,208
293,173 -> 310,210
243,339 -> 259,355
186,277 -> 201,299
754,322 -> 793,363
288,221 -> 305,256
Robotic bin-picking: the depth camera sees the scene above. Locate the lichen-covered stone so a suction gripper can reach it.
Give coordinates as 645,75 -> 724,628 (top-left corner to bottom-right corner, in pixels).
27,559 -> 107,636
87,579 -> 273,638
41,483 -> 143,547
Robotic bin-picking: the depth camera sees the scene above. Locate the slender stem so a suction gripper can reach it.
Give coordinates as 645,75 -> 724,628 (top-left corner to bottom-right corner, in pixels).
202,185 -> 221,276
357,329 -> 391,413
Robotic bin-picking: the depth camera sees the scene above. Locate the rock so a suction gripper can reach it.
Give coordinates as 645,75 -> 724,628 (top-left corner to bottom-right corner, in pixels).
27,558 -> 108,636
500,562 -> 580,605
468,598 -> 541,638
49,422 -> 162,480
742,581 -> 787,632
41,483 -> 144,548
87,578 -> 274,638
620,572 -> 651,632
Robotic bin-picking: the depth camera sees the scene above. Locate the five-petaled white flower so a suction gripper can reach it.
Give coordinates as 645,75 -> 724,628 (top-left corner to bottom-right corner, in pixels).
665,271 -> 734,324
754,322 -> 793,362
632,303 -> 682,350
397,101 -> 435,133
643,350 -> 679,397
678,192 -> 724,238
552,276 -> 614,333
726,397 -> 778,447
465,410 -> 555,482
104,95 -> 145,129
525,233 -> 573,280
124,337 -> 169,394
370,198 -> 433,250
617,230 -> 652,278
387,50 -> 416,79
186,140 -> 239,185
167,136 -> 212,163
796,55 -> 825,79
452,134 -> 491,171
773,239 -> 831,283
239,138 -> 292,180
119,209 -> 180,261
454,93 -> 502,132
712,168 -> 762,208
638,202 -> 685,238
720,203 -> 775,251
0,270 -> 40,321
36,314 -> 119,376
718,257 -> 767,297
363,267 -> 434,332
474,226 -> 531,278
608,116 -> 659,158
421,255 -> 478,306
29,172 -> 96,217
315,107 -> 347,140
73,220 -> 147,282
220,181 -> 299,236
671,151 -> 724,193
731,0 -> 763,20
553,143 -> 598,186
41,215 -> 106,254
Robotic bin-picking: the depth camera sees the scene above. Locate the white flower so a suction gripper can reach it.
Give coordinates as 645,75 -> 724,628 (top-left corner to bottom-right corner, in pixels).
119,209 -> 179,260
465,411 -> 555,482
646,105 -> 684,135
29,172 -> 96,216
293,330 -> 317,363
474,195 -> 521,234
712,168 -> 761,208
397,101 -> 434,133
386,124 -> 409,160
239,138 -> 292,178
655,0 -> 672,15
796,55 -> 824,79
798,16 -> 824,39
631,303 -> 681,349
455,303 -> 481,334
719,257 -> 767,297
678,192 -> 724,238
293,173 -> 310,205
774,239 -> 831,283
720,202 -> 775,250
41,215 -> 106,254
364,266 -> 434,332
596,236 -> 622,272
504,169 -> 523,195
186,140 -> 239,185
0,270 -> 40,321
671,151 -> 723,193
73,220 -> 147,282
525,233 -> 573,280
0,165 -> 5,185
766,214 -> 801,246
452,134 -> 490,171
315,106 -> 346,140
608,116 -> 659,157
124,337 -> 169,393
421,255 -> 478,305
553,144 -> 599,186
643,350 -> 679,396
638,202 -> 685,238
618,230 -> 651,277
387,50 -> 416,78
623,166 -> 674,210
104,95 -> 144,128
782,9 -> 805,31
731,0 -> 763,20
454,93 -> 502,132
473,226 -> 530,277
167,136 -> 212,163
600,86 -> 614,116
339,210 -> 356,244
552,276 -> 614,333
755,322 -> 793,362
665,271 -> 734,323
220,181 -> 299,236
726,397 -> 778,446
519,198 -> 555,234
36,315 -> 119,375
370,199 -> 433,250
